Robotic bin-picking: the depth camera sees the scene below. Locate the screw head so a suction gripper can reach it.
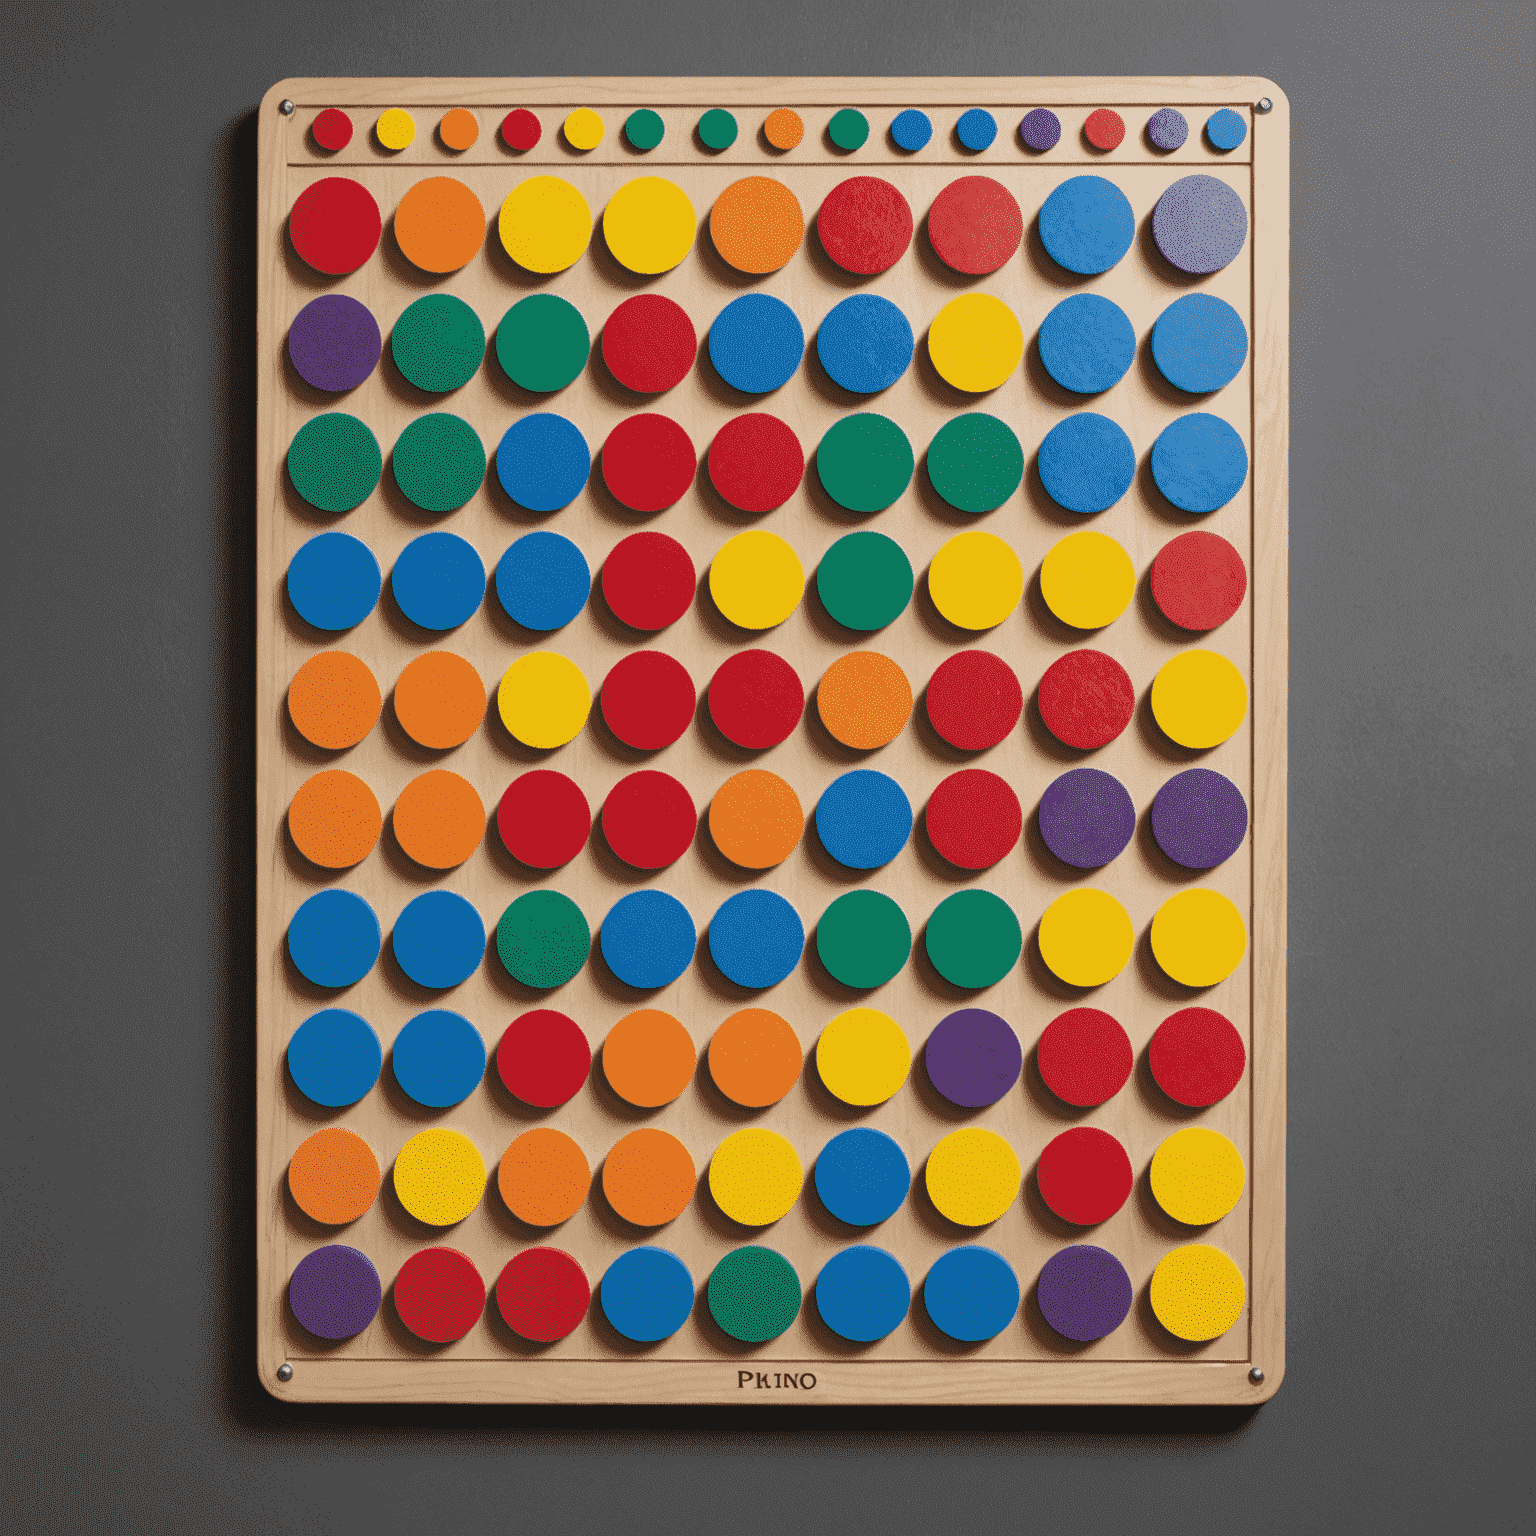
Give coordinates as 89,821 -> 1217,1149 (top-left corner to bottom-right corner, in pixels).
279,100 -> 296,116
1256,98 -> 1273,114
276,1362 -> 294,1382
1248,1366 -> 1265,1384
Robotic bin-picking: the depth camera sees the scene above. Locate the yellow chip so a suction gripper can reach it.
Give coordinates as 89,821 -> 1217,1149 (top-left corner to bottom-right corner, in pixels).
1040,530 -> 1136,629
927,293 -> 1024,392
1150,888 -> 1247,986
925,1128 -> 1022,1226
375,108 -> 416,151
1150,1128 -> 1246,1225
562,107 -> 605,150
603,176 -> 697,275
815,1008 -> 911,1106
498,176 -> 594,274
708,1128 -> 804,1226
1150,1243 -> 1246,1341
1037,887 -> 1134,986
393,1128 -> 485,1226
709,529 -> 804,629
1151,648 -> 1249,748
928,530 -> 1023,630
497,651 -> 591,749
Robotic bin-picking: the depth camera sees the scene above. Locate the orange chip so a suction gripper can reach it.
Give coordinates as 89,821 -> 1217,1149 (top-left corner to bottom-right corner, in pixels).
602,1128 -> 695,1226
817,651 -> 913,749
708,1009 -> 803,1108
288,1127 -> 381,1225
394,176 -> 485,273
710,176 -> 805,274
439,107 -> 479,151
392,768 -> 485,868
764,108 -> 804,150
287,651 -> 381,750
603,1010 -> 696,1107
288,769 -> 382,867
394,652 -> 486,749
498,1127 -> 590,1226
709,769 -> 803,869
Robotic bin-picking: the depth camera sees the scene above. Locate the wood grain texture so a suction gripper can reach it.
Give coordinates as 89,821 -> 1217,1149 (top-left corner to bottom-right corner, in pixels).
256,76 -> 1288,1406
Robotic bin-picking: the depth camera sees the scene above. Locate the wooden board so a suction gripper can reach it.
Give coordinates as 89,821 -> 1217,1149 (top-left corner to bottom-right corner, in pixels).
257,75 -> 1289,1405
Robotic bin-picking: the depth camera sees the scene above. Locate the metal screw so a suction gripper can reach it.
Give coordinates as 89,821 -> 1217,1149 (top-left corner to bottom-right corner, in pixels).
279,100 -> 295,116
277,1362 -> 294,1382
1249,1366 -> 1265,1384
1256,98 -> 1273,114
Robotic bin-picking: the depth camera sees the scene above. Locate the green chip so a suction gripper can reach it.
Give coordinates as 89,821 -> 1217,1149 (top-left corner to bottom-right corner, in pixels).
816,413 -> 914,514
828,108 -> 870,151
390,294 -> 485,393
925,890 -> 1022,989
495,891 -> 591,988
926,413 -> 1024,514
625,108 -> 665,151
708,1247 -> 801,1344
286,412 -> 382,513
816,531 -> 914,631
697,107 -> 738,151
495,294 -> 591,393
391,413 -> 485,512
816,890 -> 912,989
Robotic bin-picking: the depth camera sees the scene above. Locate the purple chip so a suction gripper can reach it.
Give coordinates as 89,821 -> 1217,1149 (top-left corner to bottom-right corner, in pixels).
924,1008 -> 1022,1108
1152,174 -> 1249,274
288,1244 -> 382,1340
287,294 -> 382,393
1146,107 -> 1189,152
1151,768 -> 1249,868
1038,768 -> 1136,869
1037,1244 -> 1133,1341
1020,108 -> 1062,152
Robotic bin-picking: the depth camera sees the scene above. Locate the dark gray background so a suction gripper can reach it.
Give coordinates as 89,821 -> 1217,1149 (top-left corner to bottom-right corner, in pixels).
3,2 -> 1532,1531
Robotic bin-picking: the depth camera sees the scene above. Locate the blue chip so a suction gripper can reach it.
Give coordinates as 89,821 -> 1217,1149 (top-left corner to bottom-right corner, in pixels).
814,1128 -> 911,1226
600,1246 -> 694,1342
495,413 -> 591,511
1205,107 -> 1248,151
391,891 -> 485,989
1150,294 -> 1249,394
287,890 -> 381,988
816,295 -> 914,394
708,294 -> 805,394
1037,294 -> 1136,395
815,1246 -> 911,1343
286,532 -> 382,631
495,530 -> 591,630
890,108 -> 932,152
1151,413 -> 1249,512
816,770 -> 913,870
390,531 -> 485,631
923,1246 -> 1021,1342
600,889 -> 696,988
1037,413 -> 1137,514
708,890 -> 804,988
390,1009 -> 487,1108
956,107 -> 997,152
286,1008 -> 382,1107
1038,175 -> 1136,275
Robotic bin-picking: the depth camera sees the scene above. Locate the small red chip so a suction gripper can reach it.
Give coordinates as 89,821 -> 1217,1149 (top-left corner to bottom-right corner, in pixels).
496,1010 -> 591,1107
311,109 -> 354,152
1150,530 -> 1248,631
926,650 -> 1023,750
496,770 -> 591,868
1037,1007 -> 1134,1107
1149,1007 -> 1246,1107
393,1248 -> 486,1343
601,414 -> 697,513
496,1248 -> 590,1342
1036,650 -> 1135,749
601,531 -> 696,631
600,651 -> 696,750
925,769 -> 1022,869
601,770 -> 697,869
707,650 -> 805,749
708,413 -> 805,513
1037,1127 -> 1134,1225
501,108 -> 542,151
1084,108 -> 1126,151
602,294 -> 698,393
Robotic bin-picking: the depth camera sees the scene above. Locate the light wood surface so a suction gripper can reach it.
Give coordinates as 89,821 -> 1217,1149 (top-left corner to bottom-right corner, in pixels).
257,75 -> 1288,1405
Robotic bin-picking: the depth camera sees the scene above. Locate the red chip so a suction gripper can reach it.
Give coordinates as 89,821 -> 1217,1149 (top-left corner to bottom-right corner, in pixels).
501,108 -> 542,151
1037,1127 -> 1134,1225
816,176 -> 914,274
927,175 -> 1023,275
1150,531 -> 1248,631
600,651 -> 696,750
1149,1007 -> 1246,1107
393,1248 -> 486,1343
497,770 -> 592,868
601,414 -> 696,513
925,769 -> 1022,869
926,651 -> 1023,750
602,294 -> 698,393
1084,108 -> 1126,151
311,109 -> 354,152
601,770 -> 697,869
1037,1008 -> 1134,1107
1037,650 -> 1135,749
496,1248 -> 590,1342
497,1009 -> 591,1107
708,413 -> 805,513
601,532 -> 696,631
707,650 -> 805,748
288,177 -> 382,275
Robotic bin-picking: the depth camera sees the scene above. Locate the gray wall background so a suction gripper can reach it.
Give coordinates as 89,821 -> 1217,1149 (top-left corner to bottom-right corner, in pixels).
3,3 -> 1531,1531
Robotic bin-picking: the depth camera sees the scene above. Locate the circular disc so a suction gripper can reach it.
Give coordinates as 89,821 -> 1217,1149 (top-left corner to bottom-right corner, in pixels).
818,651 -> 912,749
1205,108 -> 1248,151
563,108 -> 604,150
890,108 -> 931,151
287,890 -> 380,988
924,1247 -> 1019,1342
498,176 -> 592,274
1152,175 -> 1249,274
500,110 -> 542,151
1152,412 -> 1249,512
1037,888 -> 1134,986
600,650 -> 695,750
709,890 -> 804,988
956,107 -> 999,152
312,108 -> 353,152
1150,649 -> 1248,747
392,294 -> 485,393
1150,1245 -> 1246,1341
928,293 -> 1023,392
287,1008 -> 381,1108
375,108 -> 415,150
1038,295 -> 1136,395
708,293 -> 805,394
495,413 -> 590,511
764,108 -> 804,149
816,1008 -> 911,1106
925,650 -> 1022,749
815,1247 -> 909,1342
925,889 -> 1022,988
925,768 -> 1022,869
498,1128 -> 591,1226
816,890 -> 911,989
395,176 -> 484,273
496,770 -> 590,868
600,1246 -> 694,1340
392,413 -> 484,512
816,412 -> 914,512
1020,107 -> 1061,151
494,891 -> 591,988
1147,107 -> 1190,152
603,1009 -> 695,1107
602,1130 -> 695,1227
287,413 -> 381,513
1037,649 -> 1134,748
1037,1126 -> 1133,1225
599,890 -> 696,988
1040,530 -> 1135,630
709,530 -> 804,629
392,769 -> 484,870
711,176 -> 804,272
828,108 -> 869,150
707,651 -> 804,748
709,1009 -> 802,1108
1037,1007 -> 1134,1106
287,769 -> 381,868
926,413 -> 1023,513
289,294 -> 381,392
394,1128 -> 486,1226
496,651 -> 591,748
1152,768 -> 1249,868
1151,530 -> 1248,630
496,1009 -> 591,1107
929,530 -> 1024,630
604,176 -> 696,274
1037,1245 -> 1133,1341
927,1128 -> 1022,1225
708,413 -> 804,512
602,770 -> 696,869
708,1247 -> 801,1342
288,1127 -> 381,1224
496,1248 -> 589,1342
709,770 -> 804,867
602,413 -> 696,512
814,1128 -> 910,1226
289,177 -> 381,275
816,531 -> 913,630
391,532 -> 484,632
924,1008 -> 1022,1108
1038,767 -> 1136,868
494,294 -> 590,393
710,1129 -> 803,1225
1038,175 -> 1134,274
1083,108 -> 1125,151
1149,1007 -> 1246,1106
817,177 -> 912,274
602,531 -> 696,631
927,175 -> 1021,274
289,1246 -> 380,1340
1149,889 -> 1247,986
602,294 -> 697,393
625,107 -> 664,151
496,530 -> 590,632
439,107 -> 479,151
817,296 -> 914,394
391,891 -> 485,989
394,1248 -> 485,1343
1151,293 -> 1249,393
1151,1127 -> 1246,1225
815,770 -> 912,869
697,107 -> 738,150
1038,413 -> 1136,513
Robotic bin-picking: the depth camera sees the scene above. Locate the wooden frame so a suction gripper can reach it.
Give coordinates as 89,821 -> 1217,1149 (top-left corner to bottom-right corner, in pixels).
256,76 -> 1288,1405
